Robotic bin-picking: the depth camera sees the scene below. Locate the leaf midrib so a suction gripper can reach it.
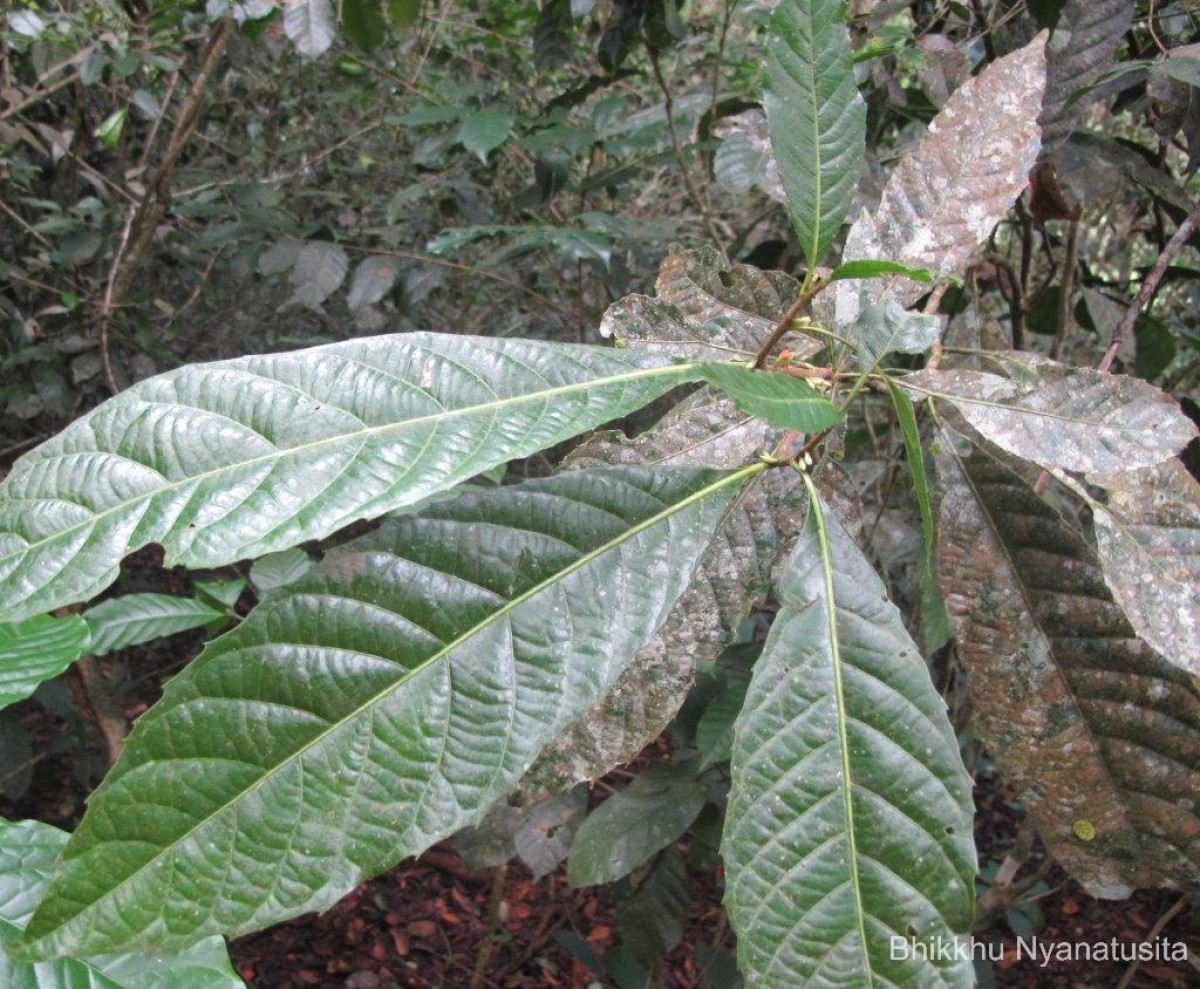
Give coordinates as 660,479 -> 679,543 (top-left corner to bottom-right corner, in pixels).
1,361 -> 698,581
24,463 -> 762,954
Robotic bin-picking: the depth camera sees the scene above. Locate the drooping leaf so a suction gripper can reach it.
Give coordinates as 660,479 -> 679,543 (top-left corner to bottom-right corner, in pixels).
722,486 -> 976,986
282,0 -> 336,56
568,762 -> 707,887
458,109 -> 514,163
1086,460 -> 1200,678
288,241 -> 349,310
1039,0 -> 1132,149
616,846 -> 689,967
522,390 -> 805,795
0,818 -> 242,986
454,788 -> 587,879
15,465 -> 753,959
837,34 -> 1046,327
84,593 -> 227,657
698,363 -> 840,433
904,354 -> 1197,474
346,257 -> 401,312
0,616 -> 89,711
936,440 -> 1200,895
0,333 -> 704,622
765,0 -> 866,266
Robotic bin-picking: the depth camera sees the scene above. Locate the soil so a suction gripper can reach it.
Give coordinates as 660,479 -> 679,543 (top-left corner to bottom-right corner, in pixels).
1,549 -> 1197,988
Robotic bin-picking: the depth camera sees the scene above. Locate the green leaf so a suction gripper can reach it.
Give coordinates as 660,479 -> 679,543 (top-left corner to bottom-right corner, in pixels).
722,486 -> 976,986
765,0 -> 866,266
459,109 -> 515,163
15,465 -> 753,958
85,594 -> 226,656
698,363 -> 840,433
386,0 -> 420,31
94,108 -> 127,150
695,681 -> 748,770
0,333 -> 704,622
616,847 -> 689,967
0,818 -> 243,986
0,616 -> 89,711
568,761 -> 707,887
829,259 -> 936,283
194,577 -> 245,610
886,380 -> 950,654
342,0 -> 387,51
249,548 -> 315,594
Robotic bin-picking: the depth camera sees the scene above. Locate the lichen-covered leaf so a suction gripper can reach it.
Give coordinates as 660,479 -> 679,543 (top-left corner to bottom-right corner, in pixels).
713,110 -> 787,203
0,332 -> 702,622
837,34 -> 1046,327
522,391 -> 804,794
1088,460 -> 1200,677
1039,0 -> 1133,149
722,489 -> 976,986
454,788 -> 587,879
904,355 -> 1197,473
600,246 -> 820,361
14,465 -> 750,959
937,440 -> 1200,896
846,296 -> 941,367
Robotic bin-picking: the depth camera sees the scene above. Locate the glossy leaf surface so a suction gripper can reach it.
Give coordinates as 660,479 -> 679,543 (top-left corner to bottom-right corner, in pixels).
0,332 -> 701,622
16,465 -> 748,959
765,0 -> 865,265
723,489 -> 976,987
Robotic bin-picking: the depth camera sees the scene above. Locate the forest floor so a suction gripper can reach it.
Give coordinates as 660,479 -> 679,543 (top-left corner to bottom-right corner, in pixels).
1,548 -> 1197,988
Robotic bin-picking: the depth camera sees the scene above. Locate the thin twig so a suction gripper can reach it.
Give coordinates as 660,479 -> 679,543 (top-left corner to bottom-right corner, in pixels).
1115,893 -> 1188,989
1051,219 -> 1079,361
648,47 -> 726,255
1099,195 -> 1200,373
752,276 -> 828,368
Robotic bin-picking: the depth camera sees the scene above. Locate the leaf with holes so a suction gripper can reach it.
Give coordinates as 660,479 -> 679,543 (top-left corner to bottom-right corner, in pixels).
936,440 -> 1200,895
0,332 -> 704,622
13,464 -> 751,959
722,487 -> 976,986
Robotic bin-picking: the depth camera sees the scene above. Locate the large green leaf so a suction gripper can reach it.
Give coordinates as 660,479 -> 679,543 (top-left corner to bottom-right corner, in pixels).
0,615 -> 89,711
0,333 -> 703,622
15,464 -> 754,959
722,487 -> 976,987
0,818 -> 242,987
765,0 -> 865,266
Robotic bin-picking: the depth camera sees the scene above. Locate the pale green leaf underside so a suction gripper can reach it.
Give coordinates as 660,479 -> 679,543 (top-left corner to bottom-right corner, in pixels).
0,615 -> 89,711
0,818 -> 242,987
765,0 -> 866,266
18,465 -> 749,959
722,491 -> 975,987
0,332 -> 702,622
